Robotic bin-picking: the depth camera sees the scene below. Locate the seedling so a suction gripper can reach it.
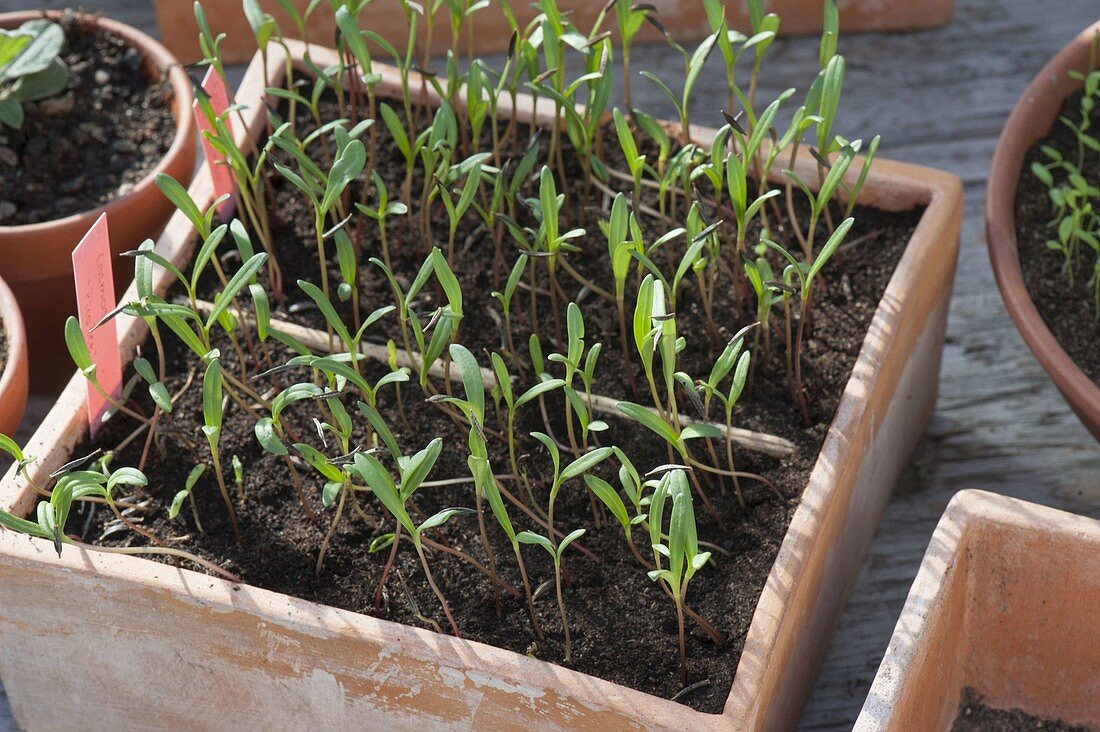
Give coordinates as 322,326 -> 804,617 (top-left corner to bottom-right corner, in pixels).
349,439 -> 473,636
764,217 -> 854,423
641,30 -> 718,143
490,352 -> 565,509
646,469 -> 713,685
170,463 -> 207,531
519,433 -> 612,660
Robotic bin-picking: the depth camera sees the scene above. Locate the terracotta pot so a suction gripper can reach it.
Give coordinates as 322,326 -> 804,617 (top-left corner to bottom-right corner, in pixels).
0,273 -> 28,438
153,0 -> 954,65
0,11 -> 197,395
986,21 -> 1100,440
856,490 -> 1100,731
0,42 -> 962,730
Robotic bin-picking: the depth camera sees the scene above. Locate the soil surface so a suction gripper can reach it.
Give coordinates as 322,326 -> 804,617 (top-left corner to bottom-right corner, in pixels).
0,324 -> 6,378
72,95 -> 922,713
953,688 -> 1092,731
1016,91 -> 1100,381
0,11 -> 174,225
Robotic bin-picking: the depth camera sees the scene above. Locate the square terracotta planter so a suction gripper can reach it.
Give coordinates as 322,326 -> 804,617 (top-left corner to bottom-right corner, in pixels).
857,490 -> 1100,731
153,0 -> 954,65
0,41 -> 962,730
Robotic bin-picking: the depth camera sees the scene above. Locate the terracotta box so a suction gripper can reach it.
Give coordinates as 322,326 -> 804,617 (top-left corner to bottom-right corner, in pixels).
154,0 -> 955,65
0,41 -> 962,730
857,490 -> 1100,731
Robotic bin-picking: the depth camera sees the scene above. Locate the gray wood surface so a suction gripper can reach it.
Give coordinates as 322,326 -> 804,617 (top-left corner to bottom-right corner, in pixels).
2,0 -> 1099,729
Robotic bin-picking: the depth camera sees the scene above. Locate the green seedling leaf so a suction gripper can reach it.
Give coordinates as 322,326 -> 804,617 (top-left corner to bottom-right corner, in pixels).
680,423 -> 722,441
357,402 -> 401,462
516,530 -> 556,556
584,474 -> 630,529
515,378 -> 565,409
202,354 -> 223,431
419,506 -> 475,534
297,279 -> 352,345
560,447 -> 613,483
321,481 -> 341,508
255,417 -> 288,456
64,316 -> 93,375
206,253 -> 268,330
448,344 -> 484,420
807,216 -> 855,286
616,401 -> 679,444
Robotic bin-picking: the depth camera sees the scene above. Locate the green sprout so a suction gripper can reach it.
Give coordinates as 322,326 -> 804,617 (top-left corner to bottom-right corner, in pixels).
350,438 -> 473,636
641,30 -> 718,143
646,469 -> 715,686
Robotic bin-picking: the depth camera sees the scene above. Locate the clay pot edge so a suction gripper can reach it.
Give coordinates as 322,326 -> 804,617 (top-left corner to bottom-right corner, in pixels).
0,273 -> 28,436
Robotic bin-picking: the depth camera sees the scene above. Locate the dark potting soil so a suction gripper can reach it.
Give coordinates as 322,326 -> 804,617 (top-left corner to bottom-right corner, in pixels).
0,323 -> 7,377
1016,91 -> 1100,381
0,11 -> 175,225
953,688 -> 1092,731
72,97 -> 923,713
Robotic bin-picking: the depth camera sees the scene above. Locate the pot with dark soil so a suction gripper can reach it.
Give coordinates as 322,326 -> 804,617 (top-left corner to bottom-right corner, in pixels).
857,491 -> 1100,731
987,20 -> 1100,440
0,271 -> 27,437
0,3 -> 961,730
0,10 -> 196,393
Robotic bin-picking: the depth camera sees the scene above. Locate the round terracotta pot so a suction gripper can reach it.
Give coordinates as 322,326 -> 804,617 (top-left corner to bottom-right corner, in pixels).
986,21 -> 1100,441
0,11 -> 196,394
0,273 -> 29,438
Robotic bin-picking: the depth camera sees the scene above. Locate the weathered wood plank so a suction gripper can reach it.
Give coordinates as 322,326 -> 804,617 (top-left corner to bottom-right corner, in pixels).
3,0 -> 1100,729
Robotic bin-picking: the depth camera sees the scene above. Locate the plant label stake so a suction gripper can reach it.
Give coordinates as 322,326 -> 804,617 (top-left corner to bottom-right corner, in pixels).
193,67 -> 236,220
71,213 -> 122,436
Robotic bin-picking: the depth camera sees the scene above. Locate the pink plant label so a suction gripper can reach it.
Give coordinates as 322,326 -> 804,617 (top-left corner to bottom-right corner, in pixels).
71,213 -> 123,437
193,67 -> 236,220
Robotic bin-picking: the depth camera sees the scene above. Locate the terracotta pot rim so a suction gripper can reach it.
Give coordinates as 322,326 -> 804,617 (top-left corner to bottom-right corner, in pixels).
985,21 -> 1100,435
0,10 -> 195,234
0,273 -> 26,418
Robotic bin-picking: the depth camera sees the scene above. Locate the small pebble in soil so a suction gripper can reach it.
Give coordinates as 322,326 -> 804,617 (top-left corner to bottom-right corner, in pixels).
38,92 -> 75,117
123,47 -> 142,73
0,201 -> 16,222
25,137 -> 47,159
80,123 -> 108,145
58,177 -> 86,194
0,147 -> 17,167
94,69 -> 111,85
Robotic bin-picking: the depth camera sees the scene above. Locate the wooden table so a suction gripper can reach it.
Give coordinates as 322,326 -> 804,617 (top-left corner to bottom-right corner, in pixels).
2,0 -> 1098,729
